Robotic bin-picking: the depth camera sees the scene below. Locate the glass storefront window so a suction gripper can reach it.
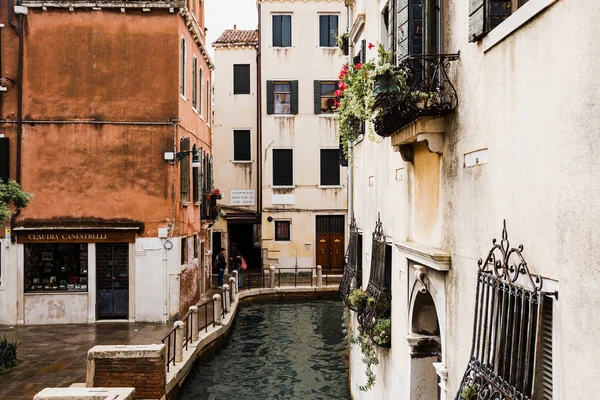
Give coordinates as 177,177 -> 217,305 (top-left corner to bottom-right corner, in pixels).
24,243 -> 88,292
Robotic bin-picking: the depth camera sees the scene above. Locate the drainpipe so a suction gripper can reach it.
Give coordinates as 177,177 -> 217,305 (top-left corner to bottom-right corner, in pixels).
256,2 -> 263,265
171,120 -> 179,238
346,4 -> 354,226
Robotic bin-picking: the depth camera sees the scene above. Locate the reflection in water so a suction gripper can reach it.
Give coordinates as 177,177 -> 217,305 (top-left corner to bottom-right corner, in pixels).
178,300 -> 349,400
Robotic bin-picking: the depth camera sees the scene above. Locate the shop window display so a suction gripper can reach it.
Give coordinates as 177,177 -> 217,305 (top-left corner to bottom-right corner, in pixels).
25,243 -> 88,292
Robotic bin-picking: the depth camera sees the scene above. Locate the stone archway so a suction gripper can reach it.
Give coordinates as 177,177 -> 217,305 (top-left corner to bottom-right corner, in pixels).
408,289 -> 442,400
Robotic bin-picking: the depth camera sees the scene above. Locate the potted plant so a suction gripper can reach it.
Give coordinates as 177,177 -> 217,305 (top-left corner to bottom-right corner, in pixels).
413,90 -> 440,109
337,32 -> 350,55
372,44 -> 406,96
370,317 -> 391,347
347,288 -> 373,311
460,383 -> 478,400
213,188 -> 222,199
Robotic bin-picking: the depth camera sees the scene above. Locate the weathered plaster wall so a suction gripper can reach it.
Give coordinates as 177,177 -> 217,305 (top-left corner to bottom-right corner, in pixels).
260,0 -> 347,266
213,46 -> 258,211
23,293 -> 88,324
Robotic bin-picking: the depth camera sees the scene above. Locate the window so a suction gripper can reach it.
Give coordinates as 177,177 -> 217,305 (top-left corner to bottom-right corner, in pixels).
357,233 -> 363,288
314,81 -> 337,114
180,38 -> 186,97
384,243 -> 392,293
206,80 -> 210,123
0,137 -> 8,184
272,149 -> 293,186
275,221 -> 291,241
24,244 -> 88,292
233,130 -> 251,162
320,149 -> 340,186
319,15 -> 338,47
469,0 -> 532,42
233,64 -> 250,95
266,80 -> 298,115
193,145 -> 200,203
272,14 -> 292,47
192,57 -> 198,109
199,68 -> 203,116
181,237 -> 188,265
180,137 -> 191,203
193,234 -> 199,259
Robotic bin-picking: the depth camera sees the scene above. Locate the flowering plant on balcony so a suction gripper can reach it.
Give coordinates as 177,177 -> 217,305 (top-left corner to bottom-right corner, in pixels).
337,32 -> 349,55
335,43 -> 407,156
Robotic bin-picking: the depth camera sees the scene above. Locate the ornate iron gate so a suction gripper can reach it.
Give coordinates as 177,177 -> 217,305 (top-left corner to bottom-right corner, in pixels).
97,243 -> 129,319
339,217 -> 359,307
455,222 -> 558,400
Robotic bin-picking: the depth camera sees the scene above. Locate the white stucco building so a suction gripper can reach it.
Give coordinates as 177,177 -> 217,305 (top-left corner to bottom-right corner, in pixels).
343,0 -> 600,399
212,28 -> 261,268
258,0 -> 348,272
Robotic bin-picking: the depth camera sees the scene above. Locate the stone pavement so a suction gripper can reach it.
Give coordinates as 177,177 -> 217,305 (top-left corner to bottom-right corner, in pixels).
0,290 -> 218,400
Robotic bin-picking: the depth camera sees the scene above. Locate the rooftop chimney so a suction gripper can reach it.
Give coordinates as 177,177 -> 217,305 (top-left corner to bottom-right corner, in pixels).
234,24 -> 237,30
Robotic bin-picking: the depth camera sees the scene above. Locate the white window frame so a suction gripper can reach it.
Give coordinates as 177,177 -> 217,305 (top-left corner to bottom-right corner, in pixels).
318,147 -> 342,188
317,13 -> 340,48
206,79 -> 211,126
271,13 -> 293,48
274,219 -> 292,242
271,147 -> 294,188
180,36 -> 187,101
198,66 -> 204,119
232,129 -> 253,163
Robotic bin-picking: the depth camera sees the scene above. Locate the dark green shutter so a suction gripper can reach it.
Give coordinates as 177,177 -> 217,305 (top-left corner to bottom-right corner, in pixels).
314,80 -> 321,114
291,80 -> 299,115
282,15 -> 292,47
319,15 -> 329,47
397,0 -> 409,59
234,64 -> 250,94
361,39 -> 366,63
469,0 -> 485,42
330,16 -> 338,47
267,81 -> 274,114
273,15 -> 282,46
0,138 -> 9,184
209,155 -> 214,191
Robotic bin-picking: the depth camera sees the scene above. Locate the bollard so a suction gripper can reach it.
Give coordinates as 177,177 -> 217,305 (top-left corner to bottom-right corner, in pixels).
189,306 -> 199,341
232,270 -> 239,290
174,321 -> 185,363
317,265 -> 323,286
213,294 -> 223,325
229,277 -> 237,301
222,284 -> 230,312
269,265 -> 276,288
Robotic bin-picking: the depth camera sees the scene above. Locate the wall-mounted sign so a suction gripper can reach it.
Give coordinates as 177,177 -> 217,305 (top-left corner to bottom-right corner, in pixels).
272,193 -> 295,205
230,190 -> 255,206
17,230 -> 136,243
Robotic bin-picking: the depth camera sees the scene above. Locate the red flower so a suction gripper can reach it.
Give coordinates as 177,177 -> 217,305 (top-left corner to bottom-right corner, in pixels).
368,42 -> 375,50
334,90 -> 341,97
334,100 -> 341,108
338,81 -> 346,90
356,63 -> 363,70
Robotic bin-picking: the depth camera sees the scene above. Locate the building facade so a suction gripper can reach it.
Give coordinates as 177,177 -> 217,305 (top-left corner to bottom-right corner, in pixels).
0,0 -> 216,325
258,0 -> 348,272
212,28 -> 261,269
343,0 -> 600,399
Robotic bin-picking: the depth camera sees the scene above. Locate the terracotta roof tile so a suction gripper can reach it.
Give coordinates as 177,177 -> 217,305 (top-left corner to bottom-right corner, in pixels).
213,29 -> 258,46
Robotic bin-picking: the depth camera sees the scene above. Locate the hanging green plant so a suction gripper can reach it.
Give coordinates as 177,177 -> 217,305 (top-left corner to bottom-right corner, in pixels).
342,308 -> 379,392
371,318 -> 391,347
460,383 -> 478,400
347,288 -> 374,311
337,32 -> 350,55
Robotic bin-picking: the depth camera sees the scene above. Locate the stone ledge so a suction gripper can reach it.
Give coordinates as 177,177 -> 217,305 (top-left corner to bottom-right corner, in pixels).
390,116 -> 446,162
33,387 -> 134,400
87,344 -> 166,360
395,241 -> 451,272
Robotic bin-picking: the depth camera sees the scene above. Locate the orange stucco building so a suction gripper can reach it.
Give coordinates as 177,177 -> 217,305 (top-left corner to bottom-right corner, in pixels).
0,0 -> 216,325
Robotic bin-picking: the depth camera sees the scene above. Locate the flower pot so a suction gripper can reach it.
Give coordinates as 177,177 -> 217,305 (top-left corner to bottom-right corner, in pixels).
203,193 -> 212,202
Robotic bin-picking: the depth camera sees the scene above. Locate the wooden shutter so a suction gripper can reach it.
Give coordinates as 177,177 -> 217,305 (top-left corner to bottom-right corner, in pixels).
266,81 -> 274,114
273,149 -> 293,186
361,39 -> 366,63
0,138 -> 8,184
200,150 -> 206,196
291,80 -> 299,115
357,233 -> 363,287
535,297 -> 554,400
193,164 -> 199,203
320,149 -> 340,186
209,155 -> 214,191
180,138 -> 191,203
319,15 -> 329,47
282,15 -> 292,47
469,0 -> 485,42
180,38 -> 186,95
273,15 -> 282,47
330,16 -> 338,47
314,80 -> 321,114
192,57 -> 197,108
233,64 -> 250,94
233,130 -> 251,161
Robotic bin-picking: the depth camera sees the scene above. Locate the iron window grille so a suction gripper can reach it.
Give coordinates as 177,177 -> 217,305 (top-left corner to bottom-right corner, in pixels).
339,217 -> 360,307
275,221 -> 291,241
455,221 -> 558,400
319,15 -> 338,47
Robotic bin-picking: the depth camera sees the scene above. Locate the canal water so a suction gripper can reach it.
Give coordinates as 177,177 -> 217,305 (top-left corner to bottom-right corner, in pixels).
178,299 -> 350,400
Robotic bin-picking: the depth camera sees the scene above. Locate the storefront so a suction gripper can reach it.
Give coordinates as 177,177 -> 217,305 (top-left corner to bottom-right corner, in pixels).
15,228 -> 136,325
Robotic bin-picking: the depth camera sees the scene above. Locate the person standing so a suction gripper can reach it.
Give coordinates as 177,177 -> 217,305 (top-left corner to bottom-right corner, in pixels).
215,247 -> 227,288
230,245 -> 243,289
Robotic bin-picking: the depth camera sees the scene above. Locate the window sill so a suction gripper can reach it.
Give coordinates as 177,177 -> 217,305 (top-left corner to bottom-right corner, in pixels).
272,46 -> 293,49
274,240 -> 291,243
180,94 -> 188,102
199,114 -> 205,121
482,0 -> 560,52
232,160 -> 253,164
272,185 -> 295,189
318,185 -> 343,189
181,202 -> 190,207
233,92 -> 252,96
272,114 -> 295,117
318,114 -> 337,118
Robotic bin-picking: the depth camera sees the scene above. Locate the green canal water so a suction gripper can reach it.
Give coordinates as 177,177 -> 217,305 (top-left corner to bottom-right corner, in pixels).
178,299 -> 350,400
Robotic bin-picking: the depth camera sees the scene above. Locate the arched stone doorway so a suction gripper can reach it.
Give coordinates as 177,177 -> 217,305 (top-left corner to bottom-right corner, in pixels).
408,289 -> 442,400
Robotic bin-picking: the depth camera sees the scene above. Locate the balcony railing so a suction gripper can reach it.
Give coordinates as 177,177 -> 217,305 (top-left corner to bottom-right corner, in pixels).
373,53 -> 460,138
201,193 -> 220,220
340,217 -> 361,310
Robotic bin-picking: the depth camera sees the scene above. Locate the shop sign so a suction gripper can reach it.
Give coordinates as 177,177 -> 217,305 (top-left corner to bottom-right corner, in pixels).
230,190 -> 255,206
18,230 -> 136,243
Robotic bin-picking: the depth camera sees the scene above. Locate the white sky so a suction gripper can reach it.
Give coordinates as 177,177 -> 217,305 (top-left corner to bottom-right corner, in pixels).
205,0 -> 259,59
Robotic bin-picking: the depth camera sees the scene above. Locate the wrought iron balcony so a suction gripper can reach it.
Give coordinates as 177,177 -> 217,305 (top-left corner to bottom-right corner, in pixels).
340,217 -> 361,309
373,53 -> 460,138
201,193 -> 219,221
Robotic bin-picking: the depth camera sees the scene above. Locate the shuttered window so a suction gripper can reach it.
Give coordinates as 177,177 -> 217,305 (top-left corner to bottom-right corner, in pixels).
319,15 -> 338,47
267,80 -> 298,115
180,138 -> 191,203
272,15 -> 292,47
206,80 -> 211,123
357,233 -> 363,288
384,244 -> 392,293
314,81 -> 337,114
233,130 -> 251,161
275,221 -> 291,241
193,158 -> 200,203
233,64 -> 250,94
320,149 -> 340,186
0,138 -> 9,184
181,237 -> 188,265
272,149 -> 293,186
469,0 -> 526,42
192,57 -> 198,109
199,68 -> 203,116
180,38 -> 186,96
535,297 -> 554,400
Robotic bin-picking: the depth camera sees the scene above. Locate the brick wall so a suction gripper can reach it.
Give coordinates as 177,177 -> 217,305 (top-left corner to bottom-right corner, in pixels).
179,264 -> 199,315
93,355 -> 166,399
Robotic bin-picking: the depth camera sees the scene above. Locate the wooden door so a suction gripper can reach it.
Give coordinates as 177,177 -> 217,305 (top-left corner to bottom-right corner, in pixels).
316,233 -> 330,268
331,234 -> 345,270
